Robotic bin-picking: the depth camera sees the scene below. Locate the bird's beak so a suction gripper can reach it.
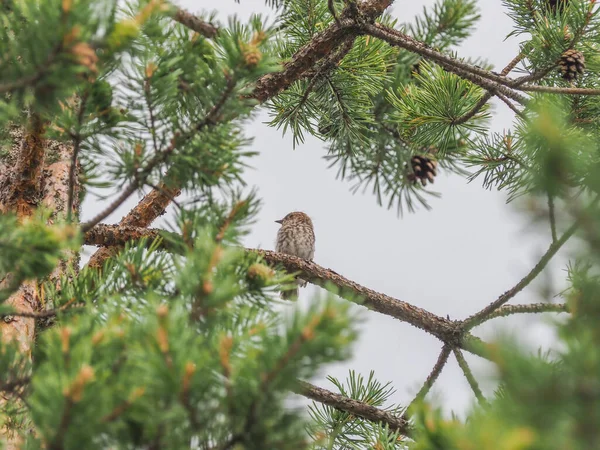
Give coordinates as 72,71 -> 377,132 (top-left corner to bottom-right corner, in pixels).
275,219 -> 283,224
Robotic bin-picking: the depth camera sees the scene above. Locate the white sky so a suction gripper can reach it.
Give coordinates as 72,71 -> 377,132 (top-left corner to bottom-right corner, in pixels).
81,0 -> 573,417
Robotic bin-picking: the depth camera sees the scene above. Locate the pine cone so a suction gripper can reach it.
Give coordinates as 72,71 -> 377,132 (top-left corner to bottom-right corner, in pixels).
407,155 -> 437,187
558,49 -> 585,82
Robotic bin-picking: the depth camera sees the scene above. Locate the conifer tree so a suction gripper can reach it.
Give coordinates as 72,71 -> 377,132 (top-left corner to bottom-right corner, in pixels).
1,0 -> 600,449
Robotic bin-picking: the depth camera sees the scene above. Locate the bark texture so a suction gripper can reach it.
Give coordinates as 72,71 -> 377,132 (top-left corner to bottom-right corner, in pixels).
0,120 -> 79,447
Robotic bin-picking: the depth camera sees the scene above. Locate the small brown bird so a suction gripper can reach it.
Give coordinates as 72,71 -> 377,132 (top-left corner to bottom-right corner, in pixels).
275,211 -> 315,299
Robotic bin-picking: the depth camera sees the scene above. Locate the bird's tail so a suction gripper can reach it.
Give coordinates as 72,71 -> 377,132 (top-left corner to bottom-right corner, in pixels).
281,278 -> 306,300
280,285 -> 299,300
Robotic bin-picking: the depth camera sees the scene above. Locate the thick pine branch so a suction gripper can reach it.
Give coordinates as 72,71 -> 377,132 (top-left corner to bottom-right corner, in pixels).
86,182 -> 181,269
251,0 -> 393,102
170,6 -> 218,38
84,223 -> 488,359
294,380 -> 411,435
254,249 -> 462,343
361,23 -> 600,102
84,0 -> 399,271
84,223 -> 573,359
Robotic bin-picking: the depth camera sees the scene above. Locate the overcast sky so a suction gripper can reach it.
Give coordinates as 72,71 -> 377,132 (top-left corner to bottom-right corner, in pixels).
82,0 -> 572,417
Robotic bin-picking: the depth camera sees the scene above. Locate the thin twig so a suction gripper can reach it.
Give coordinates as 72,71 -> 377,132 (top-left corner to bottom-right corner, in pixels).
483,303 -> 569,321
453,93 -> 492,125
453,348 -> 486,405
407,344 -> 452,411
548,193 -> 558,243
48,397 -> 74,450
80,182 -> 141,234
428,53 -> 552,125
81,75 -> 236,233
215,201 -> 246,243
496,92 -> 525,118
463,220 -> 579,330
328,0 -> 341,25
500,53 -> 525,76
294,38 -> 356,113
518,85 -> 600,96
0,298 -> 82,319
513,65 -> 555,84
452,51 -> 526,125
362,23 -> 528,105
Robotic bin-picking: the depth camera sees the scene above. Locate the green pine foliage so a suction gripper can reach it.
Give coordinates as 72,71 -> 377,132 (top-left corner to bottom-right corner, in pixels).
270,0 -> 483,213
308,371 -> 403,449
3,0 -> 600,448
1,1 -> 357,448
410,255 -> 600,450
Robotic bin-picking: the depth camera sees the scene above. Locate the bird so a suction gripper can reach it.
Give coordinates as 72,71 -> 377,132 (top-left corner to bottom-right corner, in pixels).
275,211 -> 315,300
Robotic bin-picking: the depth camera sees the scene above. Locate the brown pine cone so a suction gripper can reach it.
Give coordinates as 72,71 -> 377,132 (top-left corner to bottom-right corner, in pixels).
558,49 -> 585,82
407,155 -> 438,187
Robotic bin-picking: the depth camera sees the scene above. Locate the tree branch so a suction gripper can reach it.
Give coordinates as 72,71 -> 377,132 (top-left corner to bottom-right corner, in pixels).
294,379 -> 411,436
363,22 -> 600,100
251,0 -> 393,103
81,74 -> 236,234
169,6 -> 218,38
453,348 -> 486,405
453,92 -> 493,125
548,193 -> 557,243
360,23 -> 528,105
85,182 -> 181,269
255,249 -> 462,342
84,0 -> 393,273
482,303 -> 569,321
501,53 -> 525,76
496,92 -> 525,118
0,298 -> 82,319
452,52 -> 531,125
83,223 -> 492,358
518,84 -> 600,96
407,344 -> 452,410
